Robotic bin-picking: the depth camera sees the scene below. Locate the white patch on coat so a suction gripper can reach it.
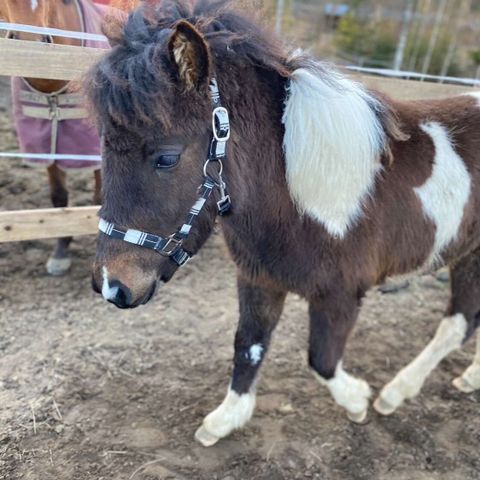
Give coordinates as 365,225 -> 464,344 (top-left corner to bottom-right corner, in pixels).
31,0 -> 39,11
464,92 -> 480,104
195,387 -> 256,446
282,65 -> 386,238
314,362 -> 371,418
414,122 -> 471,265
249,344 -> 263,365
101,266 -> 119,301
375,314 -> 467,414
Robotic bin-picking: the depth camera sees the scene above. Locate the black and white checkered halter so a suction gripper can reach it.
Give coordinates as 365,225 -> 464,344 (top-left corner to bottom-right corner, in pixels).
98,79 -> 232,267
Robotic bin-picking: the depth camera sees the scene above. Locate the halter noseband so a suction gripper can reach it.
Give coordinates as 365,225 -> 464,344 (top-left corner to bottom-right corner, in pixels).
98,78 -> 232,267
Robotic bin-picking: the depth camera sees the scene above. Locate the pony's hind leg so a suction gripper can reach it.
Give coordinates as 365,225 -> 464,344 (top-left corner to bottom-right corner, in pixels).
374,249 -> 480,415
195,275 -> 286,447
46,164 -> 72,276
308,292 -> 371,424
453,331 -> 480,393
450,249 -> 480,393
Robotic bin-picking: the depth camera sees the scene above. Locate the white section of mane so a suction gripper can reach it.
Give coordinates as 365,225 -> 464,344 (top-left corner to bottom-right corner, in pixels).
282,60 -> 386,238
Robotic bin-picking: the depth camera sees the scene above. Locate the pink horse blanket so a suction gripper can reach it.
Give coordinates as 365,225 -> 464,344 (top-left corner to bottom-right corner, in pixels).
11,0 -> 108,170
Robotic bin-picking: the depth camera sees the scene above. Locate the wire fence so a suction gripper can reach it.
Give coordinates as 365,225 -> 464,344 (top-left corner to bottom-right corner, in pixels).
0,22 -> 108,43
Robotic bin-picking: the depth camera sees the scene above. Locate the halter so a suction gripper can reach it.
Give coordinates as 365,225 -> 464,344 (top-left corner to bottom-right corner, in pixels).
98,79 -> 232,267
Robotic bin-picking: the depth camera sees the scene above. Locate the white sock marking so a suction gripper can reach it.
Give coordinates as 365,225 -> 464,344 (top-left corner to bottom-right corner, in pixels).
283,63 -> 385,238
314,362 -> 371,416
249,344 -> 263,365
199,387 -> 256,440
414,122 -> 471,265
101,266 -> 119,301
378,314 -> 467,410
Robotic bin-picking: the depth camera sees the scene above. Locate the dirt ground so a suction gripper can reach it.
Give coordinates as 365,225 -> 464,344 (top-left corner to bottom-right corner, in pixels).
0,77 -> 479,480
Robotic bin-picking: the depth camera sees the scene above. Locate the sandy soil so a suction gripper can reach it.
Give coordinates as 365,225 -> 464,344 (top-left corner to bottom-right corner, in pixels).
0,77 -> 479,480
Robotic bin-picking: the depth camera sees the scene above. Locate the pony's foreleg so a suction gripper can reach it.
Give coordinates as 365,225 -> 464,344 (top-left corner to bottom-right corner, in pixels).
195,276 -> 286,447
308,294 -> 371,424
93,169 -> 102,206
374,314 -> 467,415
46,164 -> 72,275
453,330 -> 480,393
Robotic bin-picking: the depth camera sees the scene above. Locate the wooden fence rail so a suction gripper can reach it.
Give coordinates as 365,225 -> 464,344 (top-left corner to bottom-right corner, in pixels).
0,37 -> 477,243
0,37 -> 475,98
0,38 -> 103,81
0,207 -> 100,243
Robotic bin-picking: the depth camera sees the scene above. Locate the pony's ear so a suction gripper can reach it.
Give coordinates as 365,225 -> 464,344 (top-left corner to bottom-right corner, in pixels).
102,9 -> 128,48
168,20 -> 210,91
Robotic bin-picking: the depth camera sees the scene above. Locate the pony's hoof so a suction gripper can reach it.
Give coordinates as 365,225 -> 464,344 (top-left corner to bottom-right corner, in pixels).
194,425 -> 220,447
46,257 -> 72,276
347,409 -> 368,424
373,396 -> 396,416
452,376 -> 477,394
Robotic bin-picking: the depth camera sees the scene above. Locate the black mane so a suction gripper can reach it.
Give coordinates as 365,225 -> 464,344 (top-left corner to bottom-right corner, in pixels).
86,0 -> 289,131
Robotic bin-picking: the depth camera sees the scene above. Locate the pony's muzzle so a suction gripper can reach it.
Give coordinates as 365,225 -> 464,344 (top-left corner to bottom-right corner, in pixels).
92,259 -> 158,309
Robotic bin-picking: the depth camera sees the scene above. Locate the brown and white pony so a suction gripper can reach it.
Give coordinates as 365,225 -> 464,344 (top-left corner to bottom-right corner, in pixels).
88,0 -> 480,446
0,0 -> 103,275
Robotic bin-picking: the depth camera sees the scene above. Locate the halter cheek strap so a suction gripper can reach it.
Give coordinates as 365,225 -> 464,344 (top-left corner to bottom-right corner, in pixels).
98,78 -> 232,267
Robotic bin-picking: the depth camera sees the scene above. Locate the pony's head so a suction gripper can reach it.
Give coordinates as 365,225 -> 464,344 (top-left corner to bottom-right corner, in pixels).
1,0 -> 78,41
88,0 -> 286,308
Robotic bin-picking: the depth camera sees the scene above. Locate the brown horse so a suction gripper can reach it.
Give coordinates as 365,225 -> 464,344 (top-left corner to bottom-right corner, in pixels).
88,0 -> 480,446
1,0 -> 103,275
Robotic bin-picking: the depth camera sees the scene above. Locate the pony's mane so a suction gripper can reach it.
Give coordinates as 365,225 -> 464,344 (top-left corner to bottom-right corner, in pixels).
86,0 -> 289,130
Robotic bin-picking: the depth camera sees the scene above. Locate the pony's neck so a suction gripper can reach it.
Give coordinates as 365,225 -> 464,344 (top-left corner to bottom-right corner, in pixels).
216,63 -> 290,214
215,57 -> 397,241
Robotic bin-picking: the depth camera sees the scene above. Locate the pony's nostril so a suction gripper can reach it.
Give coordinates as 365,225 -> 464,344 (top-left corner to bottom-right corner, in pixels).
108,281 -> 133,309
113,286 -> 128,308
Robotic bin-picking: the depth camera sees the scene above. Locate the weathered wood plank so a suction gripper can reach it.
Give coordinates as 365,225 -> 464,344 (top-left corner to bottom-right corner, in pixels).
0,37 -> 476,99
0,37 -> 104,81
0,206 -> 100,242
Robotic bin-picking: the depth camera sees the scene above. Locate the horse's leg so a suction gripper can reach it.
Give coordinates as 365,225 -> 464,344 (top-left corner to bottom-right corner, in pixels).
374,249 -> 480,415
453,331 -> 480,393
93,168 -> 102,205
46,164 -> 72,275
450,249 -> 480,393
308,293 -> 371,424
195,275 -> 287,447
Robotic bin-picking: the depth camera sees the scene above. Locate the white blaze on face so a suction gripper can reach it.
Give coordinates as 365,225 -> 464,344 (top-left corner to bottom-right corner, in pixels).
31,0 -> 39,11
414,122 -> 471,265
282,65 -> 385,238
101,266 -> 119,301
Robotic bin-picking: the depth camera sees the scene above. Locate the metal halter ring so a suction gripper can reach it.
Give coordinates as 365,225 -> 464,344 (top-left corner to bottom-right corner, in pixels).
203,158 -> 224,182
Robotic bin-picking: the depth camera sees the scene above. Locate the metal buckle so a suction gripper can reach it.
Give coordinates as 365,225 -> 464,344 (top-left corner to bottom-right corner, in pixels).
159,235 -> 183,256
212,107 -> 231,142
217,195 -> 232,216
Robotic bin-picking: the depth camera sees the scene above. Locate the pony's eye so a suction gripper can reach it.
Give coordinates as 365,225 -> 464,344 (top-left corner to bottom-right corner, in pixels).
154,154 -> 180,169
